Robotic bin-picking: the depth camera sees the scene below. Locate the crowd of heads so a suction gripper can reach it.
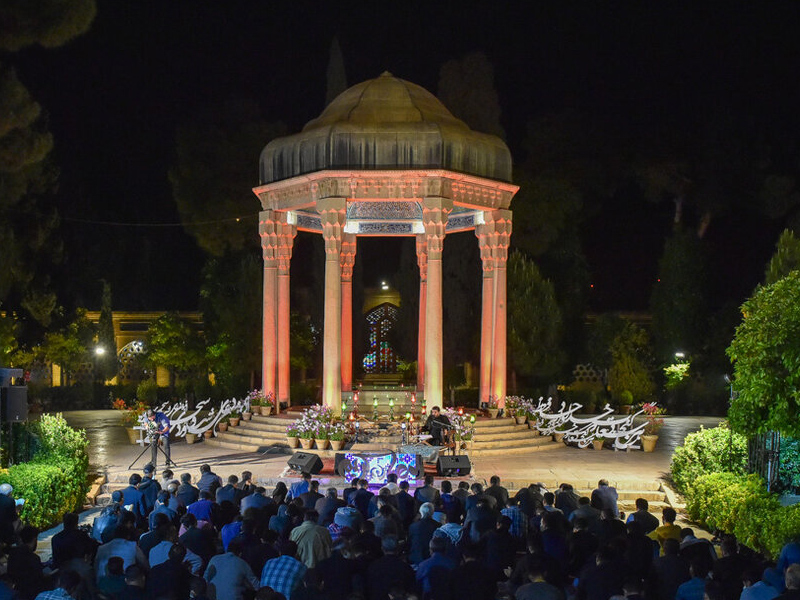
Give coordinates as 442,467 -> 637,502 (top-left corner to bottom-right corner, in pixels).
1,465 -> 799,600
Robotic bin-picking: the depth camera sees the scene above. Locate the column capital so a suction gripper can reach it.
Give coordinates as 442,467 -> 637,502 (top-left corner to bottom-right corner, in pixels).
259,210 -> 279,263
340,233 -> 357,281
275,213 -> 297,275
422,197 -> 453,259
491,209 -> 513,263
318,198 -> 347,256
415,234 -> 428,281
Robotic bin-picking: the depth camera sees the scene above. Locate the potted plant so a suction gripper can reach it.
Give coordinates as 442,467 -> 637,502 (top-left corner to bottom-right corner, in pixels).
618,390 -> 634,414
592,436 -> 605,450
286,424 -> 300,448
242,406 -> 252,420
229,412 -> 241,427
218,417 -> 229,432
486,395 -> 500,419
204,429 -> 214,439
298,425 -> 314,449
185,431 -> 197,444
640,402 -> 665,452
554,424 -> 569,443
328,422 -> 347,451
245,389 -> 274,416
113,398 -> 149,444
314,425 -> 329,450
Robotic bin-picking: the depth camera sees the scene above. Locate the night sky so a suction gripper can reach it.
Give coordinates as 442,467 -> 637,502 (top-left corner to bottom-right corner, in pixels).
12,2 -> 800,312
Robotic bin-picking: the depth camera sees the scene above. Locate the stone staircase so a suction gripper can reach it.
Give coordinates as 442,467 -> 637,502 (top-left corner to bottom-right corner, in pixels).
204,413 -> 562,457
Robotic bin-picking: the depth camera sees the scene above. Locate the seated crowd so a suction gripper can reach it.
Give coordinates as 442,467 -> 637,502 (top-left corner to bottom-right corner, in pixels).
1,464 -> 799,600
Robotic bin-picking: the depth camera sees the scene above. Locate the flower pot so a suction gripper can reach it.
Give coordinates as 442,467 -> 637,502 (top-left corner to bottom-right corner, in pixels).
126,428 -> 141,444
185,433 -> 197,445
299,438 -> 314,449
229,418 -> 240,427
218,423 -> 228,432
487,408 -> 499,419
641,434 -> 658,452
314,439 -> 329,450
259,405 -> 273,417
330,439 -> 345,451
619,405 -> 632,415
515,415 -> 527,425
554,432 -> 565,443
242,412 -> 252,421
287,436 -> 299,449
204,430 -> 213,439
592,439 -> 605,450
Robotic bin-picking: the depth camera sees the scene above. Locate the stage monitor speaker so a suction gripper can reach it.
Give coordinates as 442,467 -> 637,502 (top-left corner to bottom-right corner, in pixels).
437,455 -> 471,477
287,451 -> 323,475
0,387 -> 28,423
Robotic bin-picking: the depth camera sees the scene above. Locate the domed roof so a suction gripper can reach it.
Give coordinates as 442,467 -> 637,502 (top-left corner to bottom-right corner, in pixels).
259,72 -> 512,184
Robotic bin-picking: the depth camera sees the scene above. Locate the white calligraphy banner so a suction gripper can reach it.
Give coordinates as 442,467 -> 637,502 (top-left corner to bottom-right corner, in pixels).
132,397 -> 251,444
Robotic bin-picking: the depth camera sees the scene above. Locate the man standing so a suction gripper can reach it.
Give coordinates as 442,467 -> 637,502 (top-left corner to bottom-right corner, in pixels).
147,409 -> 172,469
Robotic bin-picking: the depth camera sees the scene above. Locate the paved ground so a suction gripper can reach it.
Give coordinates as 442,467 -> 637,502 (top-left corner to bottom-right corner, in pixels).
31,411 -> 721,559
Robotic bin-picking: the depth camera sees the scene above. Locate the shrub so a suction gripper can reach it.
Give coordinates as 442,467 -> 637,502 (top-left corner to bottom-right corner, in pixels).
685,472 -> 798,558
0,414 -> 90,529
670,423 -> 748,494
136,379 -> 159,403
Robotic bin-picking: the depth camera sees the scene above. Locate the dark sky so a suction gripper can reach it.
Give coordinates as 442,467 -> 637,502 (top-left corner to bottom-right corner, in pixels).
12,1 -> 800,312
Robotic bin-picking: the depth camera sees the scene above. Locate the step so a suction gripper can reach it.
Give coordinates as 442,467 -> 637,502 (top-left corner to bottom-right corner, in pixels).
473,429 -> 548,442
470,437 -> 562,451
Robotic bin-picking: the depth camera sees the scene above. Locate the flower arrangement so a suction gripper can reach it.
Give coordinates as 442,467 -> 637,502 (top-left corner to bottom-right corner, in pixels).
112,398 -> 149,427
641,402 -> 666,435
505,396 -> 520,416
291,405 -> 335,440
328,421 -> 347,441
244,389 -> 274,408
286,424 -> 299,438
486,395 -> 500,409
443,408 -> 476,441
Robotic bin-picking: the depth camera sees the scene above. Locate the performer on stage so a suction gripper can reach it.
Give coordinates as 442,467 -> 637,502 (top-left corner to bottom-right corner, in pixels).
147,409 -> 172,469
423,406 -> 451,446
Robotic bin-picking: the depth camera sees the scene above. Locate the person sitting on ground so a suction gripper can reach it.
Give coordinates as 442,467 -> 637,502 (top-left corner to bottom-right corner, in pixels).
679,527 -> 717,574
161,468 -> 178,490
485,475 -> 510,509
138,463 -> 162,516
778,564 -> 800,600
740,565 -> 780,600
298,480 -> 324,510
187,490 -> 217,527
286,472 -> 312,501
260,541 -> 307,600
8,525 -> 48,598
366,535 -> 416,600
120,473 -> 146,525
147,524 -> 179,568
625,497 -> 659,534
384,473 -> 400,495
341,477 -> 360,506
197,464 -> 223,496
413,474 -> 441,508
97,556 -> 128,599
179,513 -> 217,567
35,570 -> 82,600
289,509 -> 332,569
651,506 -> 682,547
51,511 -> 97,568
271,482 -> 288,506
370,502 -> 401,540
95,519 -> 149,585
464,497 -> 496,544
554,482 -> 580,519
147,541 -> 193,599
314,487 -> 344,527
416,535 -> 457,599
646,537 -> 691,600
569,496 -> 601,534
238,471 -> 256,499
575,544 -> 625,600
241,486 -> 273,515
502,495 -> 528,544
204,537 -> 260,600
350,479 -> 374,518
591,479 -> 619,518
466,482 -> 497,512
408,502 -> 440,565
177,472 -> 200,508
395,480 -> 416,529
674,559 -> 710,600
481,514 -> 517,581
514,557 -> 563,600
149,489 -> 178,530
217,475 -> 241,505
452,480 -> 470,508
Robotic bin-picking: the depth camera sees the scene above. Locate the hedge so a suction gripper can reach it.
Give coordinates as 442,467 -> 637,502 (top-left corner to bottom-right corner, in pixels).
670,423 -> 748,494
685,472 -> 800,559
0,414 -> 90,529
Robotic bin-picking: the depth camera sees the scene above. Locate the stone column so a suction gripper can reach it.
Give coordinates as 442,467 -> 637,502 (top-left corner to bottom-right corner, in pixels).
415,234 -> 428,394
421,197 -> 452,410
491,209 -> 512,407
276,214 -> 297,409
318,198 -> 347,411
259,210 -> 279,398
475,217 -> 496,406
340,233 -> 357,393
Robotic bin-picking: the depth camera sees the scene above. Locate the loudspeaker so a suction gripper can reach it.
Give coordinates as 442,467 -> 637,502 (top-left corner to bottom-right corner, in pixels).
287,451 -> 323,475
0,387 -> 27,423
437,455 -> 471,477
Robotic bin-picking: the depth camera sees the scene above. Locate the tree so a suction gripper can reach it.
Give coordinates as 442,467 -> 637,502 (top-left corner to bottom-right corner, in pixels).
507,252 -> 564,389
586,313 -> 628,370
727,271 -> 800,437
96,281 -> 117,382
650,227 -> 709,362
0,0 -> 95,326
607,321 -> 655,403
145,312 -> 205,391
765,229 -> 800,285
0,308 -> 19,366
437,51 -> 505,138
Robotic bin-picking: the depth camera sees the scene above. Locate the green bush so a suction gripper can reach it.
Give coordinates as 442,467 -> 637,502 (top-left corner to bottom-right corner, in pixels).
136,379 -> 159,403
670,423 -> 748,493
779,437 -> 800,493
0,414 -> 90,529
685,472 -> 800,558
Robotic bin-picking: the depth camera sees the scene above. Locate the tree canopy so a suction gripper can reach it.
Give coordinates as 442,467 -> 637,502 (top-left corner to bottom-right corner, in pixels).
765,229 -> 800,286
727,271 -> 800,437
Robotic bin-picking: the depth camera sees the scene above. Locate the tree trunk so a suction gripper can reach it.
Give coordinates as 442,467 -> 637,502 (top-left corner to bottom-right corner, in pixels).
697,211 -> 712,239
